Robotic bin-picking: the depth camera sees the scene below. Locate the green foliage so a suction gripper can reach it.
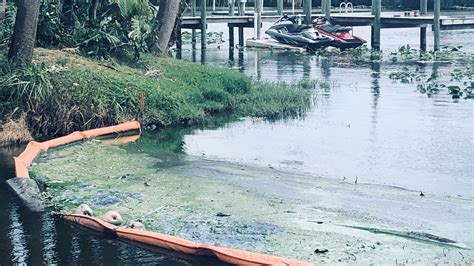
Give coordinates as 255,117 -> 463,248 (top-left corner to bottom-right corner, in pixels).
36,0 -> 155,59
0,2 -> 16,48
0,49 -> 313,138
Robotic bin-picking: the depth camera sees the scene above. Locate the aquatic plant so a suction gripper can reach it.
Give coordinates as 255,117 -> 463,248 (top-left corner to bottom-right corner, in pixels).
181,31 -> 225,45
389,63 -> 473,99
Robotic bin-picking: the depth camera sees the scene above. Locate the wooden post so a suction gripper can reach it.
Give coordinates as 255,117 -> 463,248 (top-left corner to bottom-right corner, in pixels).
176,26 -> 182,52
324,0 -> 331,19
277,0 -> 283,15
229,0 -> 235,16
255,0 -> 262,39
433,0 -> 440,51
321,0 -> 326,14
420,0 -> 427,51
191,0 -> 197,50
213,0 -> 216,11
229,26 -> 235,49
420,0 -> 427,14
303,0 -> 312,25
201,48 -> 206,64
371,0 -> 381,50
238,0 -> 245,46
238,27 -> 244,46
201,0 -> 207,50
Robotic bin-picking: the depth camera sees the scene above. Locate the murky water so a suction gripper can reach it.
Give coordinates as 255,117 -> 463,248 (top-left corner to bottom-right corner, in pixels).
0,148 -> 192,264
0,22 -> 473,262
176,25 -> 473,198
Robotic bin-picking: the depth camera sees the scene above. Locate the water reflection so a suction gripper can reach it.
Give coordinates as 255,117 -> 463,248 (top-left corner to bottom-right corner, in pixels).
177,45 -> 473,198
0,147 -> 197,265
8,203 -> 28,263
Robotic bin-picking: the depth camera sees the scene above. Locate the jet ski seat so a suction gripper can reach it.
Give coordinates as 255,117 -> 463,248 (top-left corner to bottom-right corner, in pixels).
318,24 -> 351,33
285,24 -> 312,33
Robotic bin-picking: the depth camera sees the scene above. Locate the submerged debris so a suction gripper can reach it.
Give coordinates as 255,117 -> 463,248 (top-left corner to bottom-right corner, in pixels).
314,248 -> 329,254
75,203 -> 93,216
102,210 -> 123,226
128,221 -> 145,230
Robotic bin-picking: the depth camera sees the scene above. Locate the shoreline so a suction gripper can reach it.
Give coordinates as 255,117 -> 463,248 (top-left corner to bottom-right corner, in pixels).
0,48 -> 312,145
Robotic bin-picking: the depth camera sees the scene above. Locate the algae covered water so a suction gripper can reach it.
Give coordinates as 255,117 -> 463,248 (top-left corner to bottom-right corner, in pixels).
0,148 -> 195,264
27,132 -> 474,264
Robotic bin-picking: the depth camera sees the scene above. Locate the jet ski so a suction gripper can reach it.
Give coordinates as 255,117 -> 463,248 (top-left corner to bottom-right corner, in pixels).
312,17 -> 366,49
265,15 -> 333,51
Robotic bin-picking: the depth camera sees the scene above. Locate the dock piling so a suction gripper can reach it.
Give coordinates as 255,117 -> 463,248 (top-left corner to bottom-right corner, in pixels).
433,0 -> 441,51
303,0 -> 312,25
229,26 -> 235,49
277,0 -> 283,15
324,0 -> 331,19
420,0 -> 427,51
201,0 -> 207,50
229,0 -> 235,16
238,0 -> 246,47
255,0 -> 262,39
191,0 -> 196,50
371,0 -> 381,50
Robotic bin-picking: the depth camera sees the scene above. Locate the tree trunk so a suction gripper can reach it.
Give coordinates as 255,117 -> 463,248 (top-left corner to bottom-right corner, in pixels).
150,0 -> 181,54
8,0 -> 41,65
0,0 -> 6,20
168,0 -> 186,48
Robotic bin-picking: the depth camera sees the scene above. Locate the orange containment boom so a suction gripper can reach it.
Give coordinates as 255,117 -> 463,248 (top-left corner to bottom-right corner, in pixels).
14,121 -> 141,178
13,121 -> 314,266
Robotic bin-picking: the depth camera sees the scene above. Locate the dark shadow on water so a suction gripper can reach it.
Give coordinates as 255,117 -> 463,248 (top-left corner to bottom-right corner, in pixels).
0,146 -> 224,265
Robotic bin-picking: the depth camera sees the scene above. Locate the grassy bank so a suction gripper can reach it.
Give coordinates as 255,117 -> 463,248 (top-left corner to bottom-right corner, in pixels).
0,49 -> 312,142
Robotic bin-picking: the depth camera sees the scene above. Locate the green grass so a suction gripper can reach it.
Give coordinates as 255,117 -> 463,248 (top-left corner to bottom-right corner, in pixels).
0,49 -> 312,139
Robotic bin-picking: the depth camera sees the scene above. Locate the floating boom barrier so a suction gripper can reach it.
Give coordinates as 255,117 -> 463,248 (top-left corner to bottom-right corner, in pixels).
8,121 -> 313,266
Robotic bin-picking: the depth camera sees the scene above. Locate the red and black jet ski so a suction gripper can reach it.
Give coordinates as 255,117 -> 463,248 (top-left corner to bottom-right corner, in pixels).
265,15 -> 333,51
312,17 -> 366,49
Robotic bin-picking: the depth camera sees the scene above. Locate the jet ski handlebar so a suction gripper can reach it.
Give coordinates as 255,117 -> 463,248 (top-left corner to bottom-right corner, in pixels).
276,14 -> 299,24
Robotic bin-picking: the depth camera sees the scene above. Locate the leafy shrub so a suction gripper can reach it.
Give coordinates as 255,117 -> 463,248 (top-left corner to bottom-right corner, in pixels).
36,0 -> 155,59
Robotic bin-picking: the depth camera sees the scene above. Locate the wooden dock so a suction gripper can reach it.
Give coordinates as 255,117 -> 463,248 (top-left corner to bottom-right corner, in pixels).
181,0 -> 474,52
182,13 -> 474,29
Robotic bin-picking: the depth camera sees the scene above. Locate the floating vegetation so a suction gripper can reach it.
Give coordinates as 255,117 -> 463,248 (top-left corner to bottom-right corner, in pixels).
387,48 -> 473,99
341,225 -> 469,250
314,44 -> 474,67
181,31 -> 225,45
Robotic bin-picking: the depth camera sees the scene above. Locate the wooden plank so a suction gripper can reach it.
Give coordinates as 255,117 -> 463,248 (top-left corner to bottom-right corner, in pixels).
440,23 -> 474,30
